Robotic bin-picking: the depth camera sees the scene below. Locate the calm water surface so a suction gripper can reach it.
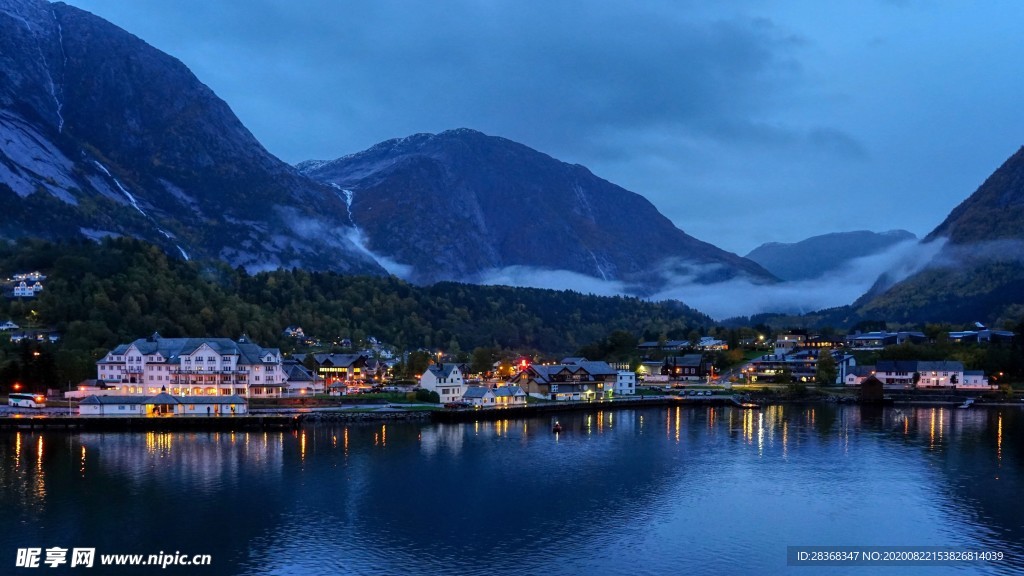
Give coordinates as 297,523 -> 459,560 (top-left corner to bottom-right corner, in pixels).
1,405 -> 1023,575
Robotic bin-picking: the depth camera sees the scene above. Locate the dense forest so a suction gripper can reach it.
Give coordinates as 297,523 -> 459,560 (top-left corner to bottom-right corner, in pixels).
0,238 -> 714,389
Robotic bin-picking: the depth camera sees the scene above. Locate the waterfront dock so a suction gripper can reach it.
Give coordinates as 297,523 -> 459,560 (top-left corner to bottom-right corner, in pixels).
0,414 -> 302,432
430,394 -> 749,423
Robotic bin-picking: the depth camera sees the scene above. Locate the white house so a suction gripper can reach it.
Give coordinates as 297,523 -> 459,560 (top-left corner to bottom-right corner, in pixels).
615,371 -> 636,395
874,360 -> 966,389
12,281 -> 42,297
96,333 -> 285,397
0,320 -> 18,331
78,395 -> 146,416
78,393 -> 248,416
419,363 -> 465,404
959,371 -> 994,390
462,386 -> 496,407
843,366 -> 875,387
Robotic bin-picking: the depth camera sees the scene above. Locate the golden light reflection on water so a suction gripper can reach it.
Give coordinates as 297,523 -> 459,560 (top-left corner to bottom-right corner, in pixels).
930,409 -> 936,447
300,430 -> 307,461
674,407 -> 680,443
757,412 -> 764,457
14,431 -> 22,469
381,424 -> 387,448
782,420 -> 788,459
145,432 -> 173,456
33,435 -> 45,501
997,413 -> 1003,465
80,445 -> 86,477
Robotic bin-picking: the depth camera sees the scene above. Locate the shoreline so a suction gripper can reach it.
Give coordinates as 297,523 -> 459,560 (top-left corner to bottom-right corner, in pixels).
1,394 -> 1020,432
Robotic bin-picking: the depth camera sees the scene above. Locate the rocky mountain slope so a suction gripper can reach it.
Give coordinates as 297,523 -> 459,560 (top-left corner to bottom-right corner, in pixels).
745,230 -> 917,281
0,0 -> 382,274
299,129 -> 776,290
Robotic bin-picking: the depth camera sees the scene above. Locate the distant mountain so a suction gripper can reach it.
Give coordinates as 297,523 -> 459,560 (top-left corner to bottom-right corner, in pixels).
298,129 -> 776,290
745,230 -> 917,281
0,0 -> 382,274
852,148 -> 1024,325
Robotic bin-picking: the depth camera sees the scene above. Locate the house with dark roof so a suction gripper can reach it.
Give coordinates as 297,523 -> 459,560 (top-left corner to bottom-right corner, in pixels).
281,360 -> 323,396
462,386 -> 496,407
662,355 -> 708,381
295,353 -> 369,392
96,333 -> 284,397
78,393 -> 248,416
512,359 -> 616,401
874,359 -> 974,389
493,385 -> 528,406
420,363 -> 465,404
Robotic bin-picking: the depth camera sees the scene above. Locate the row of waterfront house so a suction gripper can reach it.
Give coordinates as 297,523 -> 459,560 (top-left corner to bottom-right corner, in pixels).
72,326 -> 1004,407
76,334 -> 638,404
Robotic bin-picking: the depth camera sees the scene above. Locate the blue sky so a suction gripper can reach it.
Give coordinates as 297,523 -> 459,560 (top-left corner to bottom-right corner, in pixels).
64,0 -> 1024,254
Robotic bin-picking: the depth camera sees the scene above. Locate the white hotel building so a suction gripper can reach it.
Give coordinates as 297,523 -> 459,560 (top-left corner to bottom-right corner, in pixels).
96,333 -> 285,397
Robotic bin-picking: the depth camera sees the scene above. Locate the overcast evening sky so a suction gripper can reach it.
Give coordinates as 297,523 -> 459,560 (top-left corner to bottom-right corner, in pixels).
64,0 -> 1024,255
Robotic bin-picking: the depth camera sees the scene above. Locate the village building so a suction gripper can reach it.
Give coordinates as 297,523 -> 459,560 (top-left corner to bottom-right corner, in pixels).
78,393 -> 248,416
420,363 -> 466,404
845,331 -> 927,350
662,355 -> 708,381
462,386 -> 496,407
96,333 -> 284,397
294,353 -> 368,394
282,360 -> 323,396
493,385 -> 528,406
615,370 -> 636,395
512,359 -> 616,401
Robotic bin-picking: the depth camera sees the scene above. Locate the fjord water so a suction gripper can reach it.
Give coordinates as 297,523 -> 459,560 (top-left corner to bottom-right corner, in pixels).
2,406 -> 1022,575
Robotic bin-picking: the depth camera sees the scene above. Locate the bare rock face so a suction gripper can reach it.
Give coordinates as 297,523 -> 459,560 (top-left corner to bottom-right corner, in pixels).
0,0 -> 383,275
300,129 -> 776,290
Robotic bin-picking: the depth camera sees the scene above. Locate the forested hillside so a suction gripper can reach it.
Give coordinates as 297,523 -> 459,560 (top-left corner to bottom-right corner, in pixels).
0,239 -> 711,388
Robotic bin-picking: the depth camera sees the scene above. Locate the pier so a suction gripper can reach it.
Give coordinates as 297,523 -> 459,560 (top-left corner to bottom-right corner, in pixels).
0,414 -> 302,432
430,394 -> 752,423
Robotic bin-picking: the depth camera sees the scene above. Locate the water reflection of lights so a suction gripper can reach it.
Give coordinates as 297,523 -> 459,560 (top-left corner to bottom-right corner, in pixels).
80,445 -> 87,477
757,412 -> 764,457
997,413 -> 1003,465
300,431 -> 307,461
674,407 -> 680,443
34,435 -> 46,501
930,409 -> 936,447
782,420 -> 788,459
14,431 -> 22,468
145,432 -> 173,455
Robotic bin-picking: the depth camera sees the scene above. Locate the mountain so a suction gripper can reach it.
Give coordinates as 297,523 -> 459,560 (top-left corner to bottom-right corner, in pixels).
745,230 -> 917,281
0,0 -> 382,274
851,148 -> 1024,325
298,129 -> 776,290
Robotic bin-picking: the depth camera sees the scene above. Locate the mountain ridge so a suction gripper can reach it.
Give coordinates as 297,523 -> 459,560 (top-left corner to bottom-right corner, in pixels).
0,0 -> 383,275
299,128 -> 777,290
